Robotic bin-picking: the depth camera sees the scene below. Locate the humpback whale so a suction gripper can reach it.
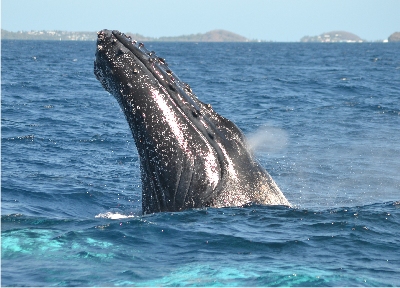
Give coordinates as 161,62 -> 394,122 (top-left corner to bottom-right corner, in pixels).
94,29 -> 290,214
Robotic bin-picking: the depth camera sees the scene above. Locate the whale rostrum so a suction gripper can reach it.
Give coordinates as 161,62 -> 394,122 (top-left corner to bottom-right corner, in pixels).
94,29 -> 290,214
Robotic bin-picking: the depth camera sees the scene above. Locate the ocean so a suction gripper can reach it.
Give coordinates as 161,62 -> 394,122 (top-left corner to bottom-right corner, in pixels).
1,39 -> 400,286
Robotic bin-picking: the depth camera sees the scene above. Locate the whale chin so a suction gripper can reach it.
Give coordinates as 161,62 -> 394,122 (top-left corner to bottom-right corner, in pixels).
94,29 -> 290,214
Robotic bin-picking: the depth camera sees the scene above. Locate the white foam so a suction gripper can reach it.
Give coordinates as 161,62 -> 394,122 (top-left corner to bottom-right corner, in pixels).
95,212 -> 137,219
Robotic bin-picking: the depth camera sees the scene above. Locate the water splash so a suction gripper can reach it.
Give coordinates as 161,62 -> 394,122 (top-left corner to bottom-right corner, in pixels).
247,124 -> 288,153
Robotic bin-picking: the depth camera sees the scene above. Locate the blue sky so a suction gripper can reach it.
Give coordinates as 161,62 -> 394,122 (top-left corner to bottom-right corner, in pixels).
2,0 -> 399,41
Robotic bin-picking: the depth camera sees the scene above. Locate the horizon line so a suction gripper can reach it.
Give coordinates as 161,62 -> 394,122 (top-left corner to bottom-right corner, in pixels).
1,29 -> 398,43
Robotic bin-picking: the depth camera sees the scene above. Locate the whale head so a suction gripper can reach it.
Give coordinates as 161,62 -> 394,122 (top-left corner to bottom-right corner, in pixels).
94,29 -> 290,214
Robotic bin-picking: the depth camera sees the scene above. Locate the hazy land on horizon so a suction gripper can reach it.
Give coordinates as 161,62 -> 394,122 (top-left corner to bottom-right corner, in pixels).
1,29 -> 399,42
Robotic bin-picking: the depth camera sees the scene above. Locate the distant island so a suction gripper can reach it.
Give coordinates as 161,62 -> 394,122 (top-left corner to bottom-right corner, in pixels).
1,29 -> 251,42
300,31 -> 364,43
388,32 -> 400,42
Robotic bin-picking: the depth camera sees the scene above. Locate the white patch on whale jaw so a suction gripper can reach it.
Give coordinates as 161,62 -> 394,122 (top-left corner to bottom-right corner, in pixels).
149,87 -> 220,191
211,170 -> 291,208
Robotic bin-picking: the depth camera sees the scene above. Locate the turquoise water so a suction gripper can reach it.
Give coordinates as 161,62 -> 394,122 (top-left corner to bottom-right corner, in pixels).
2,40 -> 400,286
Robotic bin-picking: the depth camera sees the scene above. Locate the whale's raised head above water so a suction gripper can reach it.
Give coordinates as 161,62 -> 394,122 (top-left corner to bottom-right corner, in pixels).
94,29 -> 290,214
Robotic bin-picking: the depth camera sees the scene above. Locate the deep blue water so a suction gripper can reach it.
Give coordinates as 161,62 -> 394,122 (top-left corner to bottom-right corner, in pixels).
1,40 -> 400,286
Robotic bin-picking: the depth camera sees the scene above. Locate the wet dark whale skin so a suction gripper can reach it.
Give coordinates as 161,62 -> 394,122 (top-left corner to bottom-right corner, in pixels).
94,29 -> 290,214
